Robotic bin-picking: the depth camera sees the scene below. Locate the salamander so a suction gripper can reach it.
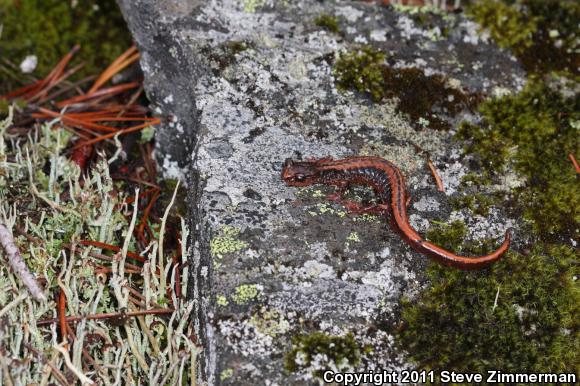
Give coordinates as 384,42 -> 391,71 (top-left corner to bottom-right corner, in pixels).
281,156 -> 511,270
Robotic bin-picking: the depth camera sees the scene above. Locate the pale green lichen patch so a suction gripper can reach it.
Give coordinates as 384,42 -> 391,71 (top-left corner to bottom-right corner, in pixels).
232,284 -> 263,305
242,0 -> 265,13
352,213 -> 380,223
249,307 -> 291,337
346,231 -> 360,243
217,295 -> 229,306
307,203 -> 347,218
220,368 -> 234,381
210,225 -> 248,259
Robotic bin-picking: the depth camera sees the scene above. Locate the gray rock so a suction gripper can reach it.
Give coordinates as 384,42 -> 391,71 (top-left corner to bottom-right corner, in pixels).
117,1 -> 524,384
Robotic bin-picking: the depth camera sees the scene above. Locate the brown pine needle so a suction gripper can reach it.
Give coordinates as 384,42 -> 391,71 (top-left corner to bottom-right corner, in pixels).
56,82 -> 140,108
36,308 -> 175,326
568,153 -> 580,174
89,46 -> 140,94
71,119 -> 160,149
427,159 -> 445,192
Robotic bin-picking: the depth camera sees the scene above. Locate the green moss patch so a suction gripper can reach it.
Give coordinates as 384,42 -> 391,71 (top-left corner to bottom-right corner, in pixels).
201,40 -> 253,76
456,79 -> 579,239
399,73 -> 578,373
334,47 -> 479,130
285,332 -> 361,377
314,14 -> 341,34
468,0 -> 579,74
398,245 -> 578,373
0,0 -> 131,92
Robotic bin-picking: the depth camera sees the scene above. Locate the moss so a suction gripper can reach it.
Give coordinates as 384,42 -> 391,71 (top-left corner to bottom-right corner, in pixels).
449,194 -> 500,217
425,220 -> 468,252
334,46 -> 386,102
381,67 -> 480,130
0,0 -> 132,93
467,0 -> 579,74
313,14 -> 340,34
334,47 -> 479,130
400,73 -> 578,373
203,40 -> 252,75
398,245 -> 579,373
284,332 -> 361,377
231,284 -> 262,305
468,0 -> 538,53
455,79 -> 579,239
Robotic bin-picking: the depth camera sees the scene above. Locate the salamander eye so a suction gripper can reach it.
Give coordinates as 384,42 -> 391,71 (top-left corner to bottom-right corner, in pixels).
295,174 -> 306,181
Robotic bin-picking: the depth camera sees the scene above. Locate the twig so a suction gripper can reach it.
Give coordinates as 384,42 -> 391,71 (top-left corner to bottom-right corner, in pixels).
427,159 -> 445,192
61,243 -> 143,272
0,223 -> 46,302
36,308 -> 174,326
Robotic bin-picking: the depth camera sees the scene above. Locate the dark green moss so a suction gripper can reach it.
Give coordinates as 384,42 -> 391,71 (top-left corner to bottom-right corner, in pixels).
425,220 -> 468,252
284,332 -> 360,377
400,73 -> 578,375
314,14 -> 341,34
334,47 -> 480,130
468,0 -> 579,74
456,79 -> 579,239
202,40 -> 253,75
381,67 -> 480,130
449,194 -> 500,217
334,46 -> 387,102
398,245 -> 579,373
0,0 -> 132,93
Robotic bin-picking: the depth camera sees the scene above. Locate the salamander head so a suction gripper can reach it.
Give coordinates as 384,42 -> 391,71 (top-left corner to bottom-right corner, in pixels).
282,158 -> 322,186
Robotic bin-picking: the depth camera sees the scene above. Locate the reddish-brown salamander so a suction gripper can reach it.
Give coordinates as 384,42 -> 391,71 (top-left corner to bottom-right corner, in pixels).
282,156 -> 511,270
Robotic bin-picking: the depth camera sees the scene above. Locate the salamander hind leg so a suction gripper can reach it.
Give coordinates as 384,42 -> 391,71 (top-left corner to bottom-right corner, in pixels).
338,200 -> 389,216
326,181 -> 350,202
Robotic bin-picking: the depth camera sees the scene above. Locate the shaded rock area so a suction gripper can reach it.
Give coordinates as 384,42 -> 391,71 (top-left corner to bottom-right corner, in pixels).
117,1 -> 525,384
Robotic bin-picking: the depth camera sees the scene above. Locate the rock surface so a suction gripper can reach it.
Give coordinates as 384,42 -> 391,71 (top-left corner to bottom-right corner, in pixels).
117,1 -> 524,384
